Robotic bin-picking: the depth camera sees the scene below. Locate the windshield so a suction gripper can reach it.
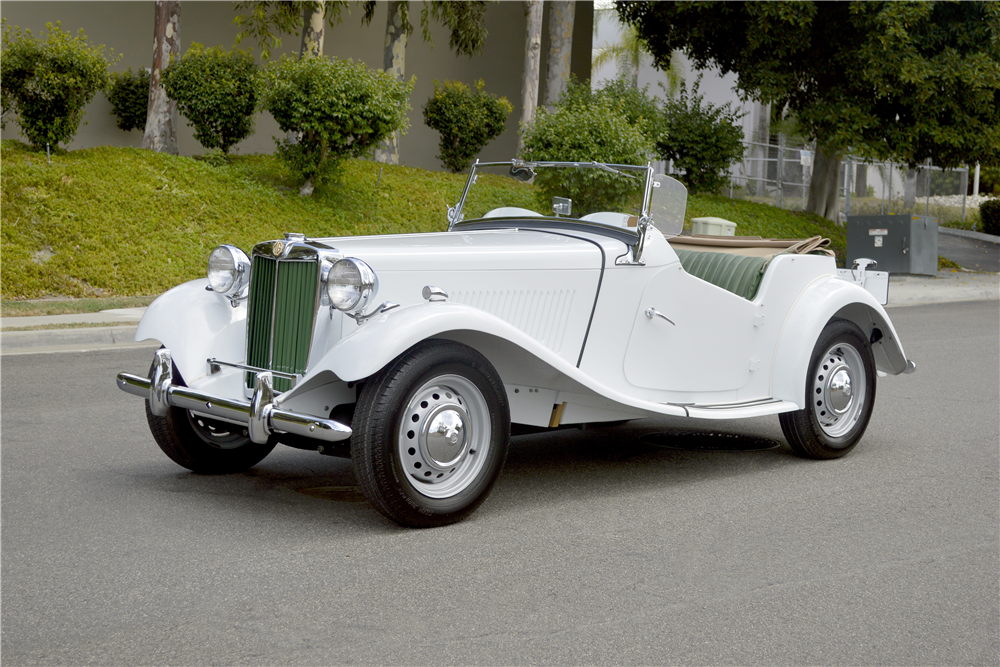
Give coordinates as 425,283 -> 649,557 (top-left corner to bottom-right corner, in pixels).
648,174 -> 687,239
450,161 -> 646,221
449,160 -> 685,240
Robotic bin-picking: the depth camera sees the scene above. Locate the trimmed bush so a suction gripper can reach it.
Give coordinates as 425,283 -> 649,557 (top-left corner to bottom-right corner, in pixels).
260,55 -> 413,193
980,197 -> 1000,236
0,21 -> 114,148
519,99 -> 653,216
107,67 -> 151,132
658,76 -> 746,194
423,79 -> 512,173
557,74 -> 666,147
161,44 -> 258,154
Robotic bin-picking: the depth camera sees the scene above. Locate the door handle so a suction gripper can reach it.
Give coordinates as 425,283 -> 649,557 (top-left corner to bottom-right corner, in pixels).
645,307 -> 675,325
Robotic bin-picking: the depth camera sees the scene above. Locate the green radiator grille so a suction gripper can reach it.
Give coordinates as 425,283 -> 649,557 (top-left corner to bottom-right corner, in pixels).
246,255 -> 318,392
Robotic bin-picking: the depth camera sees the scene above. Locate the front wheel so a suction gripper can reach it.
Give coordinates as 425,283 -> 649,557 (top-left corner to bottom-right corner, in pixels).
352,340 -> 510,528
144,355 -> 276,473
779,319 -> 876,459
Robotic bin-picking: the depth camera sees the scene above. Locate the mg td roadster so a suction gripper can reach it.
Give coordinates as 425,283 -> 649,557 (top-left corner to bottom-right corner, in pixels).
117,160 -> 915,528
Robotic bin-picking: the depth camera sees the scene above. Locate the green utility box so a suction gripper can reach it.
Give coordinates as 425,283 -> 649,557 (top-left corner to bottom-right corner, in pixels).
846,214 -> 938,276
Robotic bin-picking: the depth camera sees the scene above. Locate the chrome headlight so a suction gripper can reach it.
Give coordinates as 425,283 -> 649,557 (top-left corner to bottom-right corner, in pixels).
326,258 -> 377,312
207,245 -> 250,294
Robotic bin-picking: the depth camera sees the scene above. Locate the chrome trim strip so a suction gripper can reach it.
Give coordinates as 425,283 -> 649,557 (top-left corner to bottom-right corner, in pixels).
116,351 -> 352,445
207,358 -> 297,380
688,398 -> 783,410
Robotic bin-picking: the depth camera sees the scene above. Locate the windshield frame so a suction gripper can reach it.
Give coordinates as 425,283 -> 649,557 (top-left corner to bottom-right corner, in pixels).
447,160 -> 655,231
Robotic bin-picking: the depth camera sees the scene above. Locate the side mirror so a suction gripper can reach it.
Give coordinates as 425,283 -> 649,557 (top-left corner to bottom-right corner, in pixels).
552,197 -> 572,217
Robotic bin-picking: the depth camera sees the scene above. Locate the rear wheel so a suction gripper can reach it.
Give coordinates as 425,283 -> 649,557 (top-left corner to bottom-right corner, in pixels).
779,320 -> 876,459
352,340 -> 510,528
144,355 -> 276,473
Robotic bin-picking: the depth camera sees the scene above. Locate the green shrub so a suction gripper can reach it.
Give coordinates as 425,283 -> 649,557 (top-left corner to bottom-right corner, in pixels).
976,164 -> 1000,196
658,76 -> 746,194
520,99 -> 654,216
557,74 -> 666,147
161,44 -> 258,154
0,21 -> 114,148
107,67 -> 150,132
260,55 -> 413,192
980,197 -> 1000,236
423,79 -> 512,173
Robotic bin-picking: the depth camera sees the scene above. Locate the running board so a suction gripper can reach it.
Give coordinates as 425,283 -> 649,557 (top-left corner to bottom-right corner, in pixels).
666,398 -> 800,420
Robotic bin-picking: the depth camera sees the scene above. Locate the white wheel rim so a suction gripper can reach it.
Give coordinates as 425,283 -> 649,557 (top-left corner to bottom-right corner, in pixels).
186,411 -> 250,449
812,342 -> 867,439
397,374 -> 491,499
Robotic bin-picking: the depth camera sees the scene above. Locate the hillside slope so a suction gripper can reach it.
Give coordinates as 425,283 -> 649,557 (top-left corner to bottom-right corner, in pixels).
1,142 -> 845,299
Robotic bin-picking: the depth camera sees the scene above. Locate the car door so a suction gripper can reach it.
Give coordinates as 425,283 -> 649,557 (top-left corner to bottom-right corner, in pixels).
622,262 -> 763,393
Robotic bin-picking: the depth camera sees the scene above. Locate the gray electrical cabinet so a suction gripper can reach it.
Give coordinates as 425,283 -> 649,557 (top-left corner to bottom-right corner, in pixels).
846,214 -> 938,276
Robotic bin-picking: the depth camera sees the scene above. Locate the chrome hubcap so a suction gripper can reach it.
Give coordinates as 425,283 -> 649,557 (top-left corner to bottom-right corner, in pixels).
398,374 -> 491,499
812,343 -> 866,439
423,407 -> 469,469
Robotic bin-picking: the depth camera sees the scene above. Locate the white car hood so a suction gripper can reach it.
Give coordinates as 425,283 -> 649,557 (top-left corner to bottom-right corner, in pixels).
314,228 -> 604,273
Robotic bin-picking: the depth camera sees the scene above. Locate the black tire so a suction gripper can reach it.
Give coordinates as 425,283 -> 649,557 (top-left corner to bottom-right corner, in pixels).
779,319 -> 876,459
144,356 -> 276,474
352,340 -> 510,528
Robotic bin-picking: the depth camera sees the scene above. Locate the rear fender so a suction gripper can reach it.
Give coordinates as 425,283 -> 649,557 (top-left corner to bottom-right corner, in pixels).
771,276 -> 910,407
134,279 -> 246,384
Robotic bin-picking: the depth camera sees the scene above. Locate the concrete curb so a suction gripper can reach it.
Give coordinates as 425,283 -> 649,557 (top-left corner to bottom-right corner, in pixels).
939,226 -> 1000,245
0,325 -> 159,355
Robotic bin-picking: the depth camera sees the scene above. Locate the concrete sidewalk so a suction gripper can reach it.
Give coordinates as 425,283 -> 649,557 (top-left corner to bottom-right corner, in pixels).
1,271 -> 997,355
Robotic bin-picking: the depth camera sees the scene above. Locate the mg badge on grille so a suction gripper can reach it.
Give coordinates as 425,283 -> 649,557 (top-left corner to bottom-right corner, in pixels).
272,241 -> 285,257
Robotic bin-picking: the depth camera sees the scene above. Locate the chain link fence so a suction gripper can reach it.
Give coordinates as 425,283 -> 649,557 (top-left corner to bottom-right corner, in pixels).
722,140 -> 980,230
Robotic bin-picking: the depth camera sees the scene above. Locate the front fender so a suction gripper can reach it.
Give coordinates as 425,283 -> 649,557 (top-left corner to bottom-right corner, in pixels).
293,301 -> 688,420
771,275 -> 911,407
311,301 -> 577,384
135,279 -> 246,384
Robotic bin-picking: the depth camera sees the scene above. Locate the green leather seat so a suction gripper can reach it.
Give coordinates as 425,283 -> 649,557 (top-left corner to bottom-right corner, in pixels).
675,249 -> 767,301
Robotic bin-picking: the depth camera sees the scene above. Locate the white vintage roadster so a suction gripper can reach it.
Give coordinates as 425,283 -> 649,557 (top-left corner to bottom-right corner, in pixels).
117,160 -> 915,527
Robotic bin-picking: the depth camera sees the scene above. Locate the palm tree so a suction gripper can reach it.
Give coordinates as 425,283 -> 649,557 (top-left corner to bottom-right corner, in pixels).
592,4 -> 682,96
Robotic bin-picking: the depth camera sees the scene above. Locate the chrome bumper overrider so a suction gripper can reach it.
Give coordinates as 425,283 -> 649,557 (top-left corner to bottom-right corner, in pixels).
116,349 -> 352,445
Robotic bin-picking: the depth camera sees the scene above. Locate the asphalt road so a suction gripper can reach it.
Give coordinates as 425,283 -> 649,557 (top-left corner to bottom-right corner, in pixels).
938,231 -> 1000,272
2,301 -> 998,666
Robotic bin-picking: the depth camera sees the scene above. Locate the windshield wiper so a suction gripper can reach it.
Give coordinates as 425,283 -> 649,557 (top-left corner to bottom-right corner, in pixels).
589,161 -> 640,180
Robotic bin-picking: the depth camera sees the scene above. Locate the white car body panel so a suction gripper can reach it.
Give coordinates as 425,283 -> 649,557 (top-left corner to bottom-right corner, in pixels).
132,167 -> 912,434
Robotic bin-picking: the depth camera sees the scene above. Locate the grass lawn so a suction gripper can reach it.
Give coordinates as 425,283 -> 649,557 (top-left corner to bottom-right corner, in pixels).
2,140 -> 848,303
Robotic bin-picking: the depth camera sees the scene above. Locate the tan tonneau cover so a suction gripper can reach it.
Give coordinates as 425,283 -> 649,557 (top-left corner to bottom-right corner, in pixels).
670,234 -> 833,258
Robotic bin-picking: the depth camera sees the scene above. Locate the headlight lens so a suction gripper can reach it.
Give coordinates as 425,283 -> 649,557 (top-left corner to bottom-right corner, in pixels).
207,245 -> 250,294
326,258 -> 377,312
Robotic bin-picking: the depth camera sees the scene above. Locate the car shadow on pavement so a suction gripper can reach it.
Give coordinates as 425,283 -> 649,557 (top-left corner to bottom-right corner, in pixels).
117,418 -> 814,530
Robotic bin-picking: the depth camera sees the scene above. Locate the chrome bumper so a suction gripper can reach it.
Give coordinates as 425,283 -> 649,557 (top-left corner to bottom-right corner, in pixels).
116,349 -> 352,445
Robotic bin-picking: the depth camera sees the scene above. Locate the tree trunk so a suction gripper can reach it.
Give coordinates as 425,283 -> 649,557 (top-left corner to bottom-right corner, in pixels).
806,143 -> 843,223
543,0 -> 574,108
904,168 -> 917,210
854,163 -> 868,198
142,0 -> 180,154
518,0 -> 543,154
299,2 -> 325,58
374,1 -> 407,165
287,2 -> 325,145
